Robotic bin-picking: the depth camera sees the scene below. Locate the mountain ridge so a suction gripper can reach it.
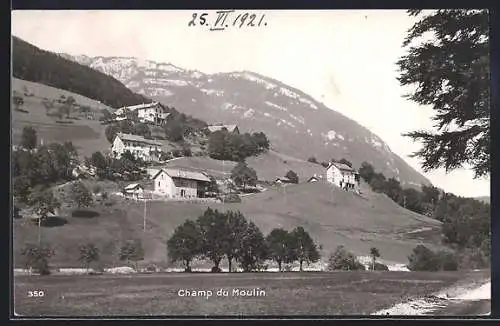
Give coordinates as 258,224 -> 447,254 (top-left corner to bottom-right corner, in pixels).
58,53 -> 431,188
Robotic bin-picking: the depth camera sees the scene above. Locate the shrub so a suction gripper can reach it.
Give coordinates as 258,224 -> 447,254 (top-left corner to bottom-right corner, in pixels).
369,262 -> 389,271
285,170 -> 299,184
438,251 -> 459,271
182,147 -> 192,157
407,245 -> 441,271
20,243 -> 55,275
145,264 -> 159,273
457,247 -> 489,270
327,245 -> 365,271
307,156 -> 318,164
78,242 -> 100,272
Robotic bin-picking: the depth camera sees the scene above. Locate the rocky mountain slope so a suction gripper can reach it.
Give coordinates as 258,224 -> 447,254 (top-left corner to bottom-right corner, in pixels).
59,54 -> 432,187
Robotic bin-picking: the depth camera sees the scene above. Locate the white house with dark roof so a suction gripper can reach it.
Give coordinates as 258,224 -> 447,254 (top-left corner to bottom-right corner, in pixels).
111,133 -> 163,161
207,124 -> 240,134
114,102 -> 170,125
151,168 -> 211,199
326,161 -> 359,190
123,183 -> 144,199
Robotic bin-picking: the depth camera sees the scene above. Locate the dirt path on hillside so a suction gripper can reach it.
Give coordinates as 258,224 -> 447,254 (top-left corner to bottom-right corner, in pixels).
372,279 -> 491,316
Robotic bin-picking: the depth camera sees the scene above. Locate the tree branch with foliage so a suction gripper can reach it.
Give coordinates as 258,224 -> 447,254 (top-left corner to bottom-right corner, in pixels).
397,9 -> 490,178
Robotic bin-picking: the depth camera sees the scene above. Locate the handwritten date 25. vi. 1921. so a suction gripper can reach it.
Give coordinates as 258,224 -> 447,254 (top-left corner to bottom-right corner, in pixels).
188,10 -> 267,31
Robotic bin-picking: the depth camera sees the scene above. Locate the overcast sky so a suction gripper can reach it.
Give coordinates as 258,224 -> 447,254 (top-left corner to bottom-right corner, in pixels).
11,10 -> 490,197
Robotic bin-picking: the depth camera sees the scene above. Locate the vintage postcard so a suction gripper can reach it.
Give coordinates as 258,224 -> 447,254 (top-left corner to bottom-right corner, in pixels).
11,9 -> 491,317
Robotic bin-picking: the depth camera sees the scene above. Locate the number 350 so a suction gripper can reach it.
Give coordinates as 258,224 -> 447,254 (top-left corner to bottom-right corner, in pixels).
28,290 -> 45,297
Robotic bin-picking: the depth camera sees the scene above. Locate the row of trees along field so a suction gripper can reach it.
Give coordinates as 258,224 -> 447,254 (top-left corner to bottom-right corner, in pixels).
167,208 -> 320,272
358,160 -> 490,269
21,239 -> 145,275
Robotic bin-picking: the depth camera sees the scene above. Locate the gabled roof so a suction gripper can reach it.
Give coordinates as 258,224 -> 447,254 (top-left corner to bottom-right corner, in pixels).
119,102 -> 161,112
275,177 -> 292,183
327,161 -> 356,172
307,175 -> 320,182
115,133 -> 163,146
152,168 -> 211,182
124,183 -> 143,190
207,124 -> 238,133
146,168 -> 161,179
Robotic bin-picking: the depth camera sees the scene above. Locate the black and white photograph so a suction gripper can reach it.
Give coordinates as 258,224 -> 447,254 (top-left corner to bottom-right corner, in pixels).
11,9 -> 491,317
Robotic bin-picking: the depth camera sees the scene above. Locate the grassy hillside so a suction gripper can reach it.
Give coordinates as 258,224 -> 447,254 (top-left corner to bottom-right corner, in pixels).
11,78 -> 184,158
11,78 -> 113,158
13,179 -> 443,269
164,151 -> 325,182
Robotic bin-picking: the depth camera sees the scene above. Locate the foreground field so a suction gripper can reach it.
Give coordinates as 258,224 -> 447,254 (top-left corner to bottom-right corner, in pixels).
13,180 -> 443,269
13,270 -> 489,316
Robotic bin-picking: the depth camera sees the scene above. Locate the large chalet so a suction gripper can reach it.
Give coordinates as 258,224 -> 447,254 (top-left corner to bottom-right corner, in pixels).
114,102 -> 170,125
111,133 -> 163,162
326,161 -> 359,191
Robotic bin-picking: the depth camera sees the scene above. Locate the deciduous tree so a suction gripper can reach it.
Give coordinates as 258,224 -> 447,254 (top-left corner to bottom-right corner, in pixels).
231,161 -> 258,190
369,247 -> 381,271
167,220 -> 203,272
238,221 -> 268,272
78,242 -> 100,272
221,211 -> 249,272
20,243 -> 55,275
289,226 -> 320,272
21,126 -> 37,150
119,239 -> 144,270
285,170 -> 299,184
196,208 -> 227,272
266,228 -> 293,272
358,161 -> 375,184
70,181 -> 93,209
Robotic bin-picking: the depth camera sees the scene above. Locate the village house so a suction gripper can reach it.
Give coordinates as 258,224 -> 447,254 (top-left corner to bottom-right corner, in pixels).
111,133 -> 163,162
151,168 -> 211,199
274,177 -> 293,185
326,161 -> 359,191
207,124 -> 240,134
114,102 -> 170,125
123,183 -> 144,199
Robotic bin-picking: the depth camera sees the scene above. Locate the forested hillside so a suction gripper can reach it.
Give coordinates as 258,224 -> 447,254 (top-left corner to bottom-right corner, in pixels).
12,37 -> 148,109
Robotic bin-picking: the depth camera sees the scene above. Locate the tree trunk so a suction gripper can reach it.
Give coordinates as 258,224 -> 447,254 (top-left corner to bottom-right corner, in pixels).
299,260 -> 303,272
278,260 -> 282,272
213,258 -> 221,272
372,257 -> 375,271
228,256 -> 233,273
